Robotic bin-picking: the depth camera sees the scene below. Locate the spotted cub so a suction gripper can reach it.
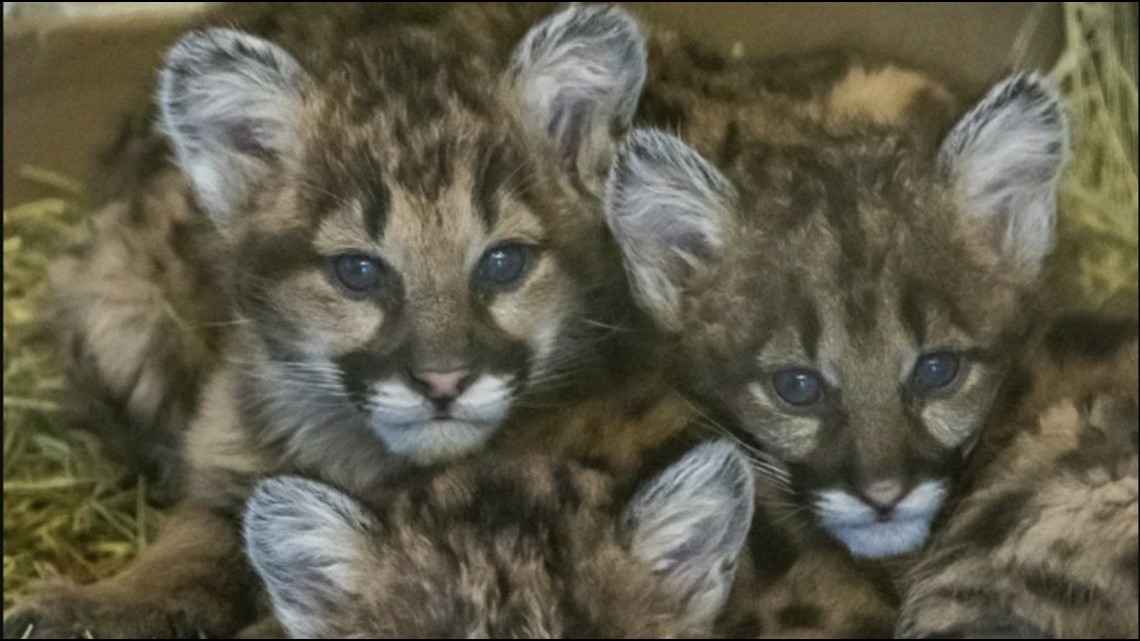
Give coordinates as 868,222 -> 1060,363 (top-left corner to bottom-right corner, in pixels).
605,64 -> 1140,637
606,72 -> 1068,560
242,442 -> 754,638
5,5 -> 652,638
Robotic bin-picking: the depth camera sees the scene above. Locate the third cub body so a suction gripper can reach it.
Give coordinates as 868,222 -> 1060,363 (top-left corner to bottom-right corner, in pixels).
243,442 -> 754,638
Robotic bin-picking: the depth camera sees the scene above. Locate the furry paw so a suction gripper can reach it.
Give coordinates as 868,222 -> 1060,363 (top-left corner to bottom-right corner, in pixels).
3,582 -> 212,639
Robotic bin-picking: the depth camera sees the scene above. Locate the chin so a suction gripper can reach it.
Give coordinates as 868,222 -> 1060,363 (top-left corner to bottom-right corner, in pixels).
376,419 -> 498,465
827,517 -> 934,559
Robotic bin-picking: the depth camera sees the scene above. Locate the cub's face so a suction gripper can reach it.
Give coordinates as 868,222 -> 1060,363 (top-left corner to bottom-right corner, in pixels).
229,87 -> 592,465
159,6 -> 646,463
607,75 -> 1068,558
244,442 -> 753,638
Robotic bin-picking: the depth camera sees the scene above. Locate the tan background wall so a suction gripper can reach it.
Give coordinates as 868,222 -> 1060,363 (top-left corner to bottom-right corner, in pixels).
3,2 -> 1062,208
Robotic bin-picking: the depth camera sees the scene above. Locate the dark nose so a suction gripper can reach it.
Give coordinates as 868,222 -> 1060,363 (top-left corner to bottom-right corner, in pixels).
860,479 -> 906,513
408,369 -> 471,402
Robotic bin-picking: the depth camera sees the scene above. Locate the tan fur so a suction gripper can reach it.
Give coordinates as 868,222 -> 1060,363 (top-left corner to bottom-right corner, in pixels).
821,64 -> 958,136
47,166 -> 227,504
497,377 -> 697,477
726,546 -> 899,638
897,323 -> 1138,638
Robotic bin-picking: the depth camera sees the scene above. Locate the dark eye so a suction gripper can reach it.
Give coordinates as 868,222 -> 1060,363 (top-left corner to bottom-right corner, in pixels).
771,369 -> 824,407
477,243 -> 533,288
333,254 -> 384,291
911,351 -> 961,392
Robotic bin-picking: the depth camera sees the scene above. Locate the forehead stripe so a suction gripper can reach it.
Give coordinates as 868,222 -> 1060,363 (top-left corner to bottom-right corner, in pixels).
796,293 -> 822,362
361,171 -> 391,240
899,279 -> 927,346
473,144 -> 509,230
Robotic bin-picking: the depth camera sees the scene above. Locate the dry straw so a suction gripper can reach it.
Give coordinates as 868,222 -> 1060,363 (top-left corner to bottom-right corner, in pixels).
1013,2 -> 1139,313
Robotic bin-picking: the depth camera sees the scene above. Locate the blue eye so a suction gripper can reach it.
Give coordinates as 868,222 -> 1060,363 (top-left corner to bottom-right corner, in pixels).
333,254 -> 384,291
477,243 -> 532,288
771,369 -> 824,406
912,351 -> 961,392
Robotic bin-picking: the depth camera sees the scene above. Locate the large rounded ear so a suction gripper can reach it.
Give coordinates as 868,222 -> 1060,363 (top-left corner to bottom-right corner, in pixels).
622,440 -> 754,629
605,129 -> 737,331
159,28 -> 311,227
510,4 -> 646,193
243,477 -> 380,639
938,73 -> 1069,282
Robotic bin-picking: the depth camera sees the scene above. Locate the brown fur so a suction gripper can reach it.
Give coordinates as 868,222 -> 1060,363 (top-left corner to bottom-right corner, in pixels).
13,5 -> 631,637
45,0 -> 565,501
246,456 -> 712,638
44,3 -> 959,496
897,319 -> 1138,638
47,167 -> 226,504
638,40 -> 960,150
602,67 -> 1082,635
2,506 -> 254,638
16,3 -> 966,638
722,536 -> 901,638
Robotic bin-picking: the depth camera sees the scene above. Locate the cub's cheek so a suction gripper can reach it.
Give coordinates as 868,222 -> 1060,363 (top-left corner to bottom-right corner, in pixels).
273,272 -> 384,356
920,365 -> 991,448
743,382 -> 820,461
487,259 -> 574,352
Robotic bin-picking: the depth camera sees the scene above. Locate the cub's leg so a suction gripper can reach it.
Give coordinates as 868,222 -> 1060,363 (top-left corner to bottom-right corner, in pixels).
3,504 -> 257,639
48,166 -> 226,505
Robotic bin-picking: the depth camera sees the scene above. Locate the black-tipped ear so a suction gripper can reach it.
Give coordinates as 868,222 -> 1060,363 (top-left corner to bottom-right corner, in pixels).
159,28 -> 310,226
623,441 -> 754,629
938,72 -> 1068,280
243,477 -> 378,639
605,129 -> 737,331
510,4 -> 646,192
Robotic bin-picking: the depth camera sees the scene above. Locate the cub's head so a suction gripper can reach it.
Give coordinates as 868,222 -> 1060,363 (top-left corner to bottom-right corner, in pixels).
159,6 -> 645,464
606,74 -> 1068,558
244,442 -> 753,638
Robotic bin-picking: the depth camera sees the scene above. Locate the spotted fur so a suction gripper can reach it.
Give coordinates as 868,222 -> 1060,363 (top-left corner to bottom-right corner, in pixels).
44,4 -> 962,501
243,442 -> 753,638
9,5 -> 651,637
896,317 -> 1138,639
607,73 -> 1067,561
45,0 -> 571,504
601,73 -> 1095,638
21,3 -> 967,637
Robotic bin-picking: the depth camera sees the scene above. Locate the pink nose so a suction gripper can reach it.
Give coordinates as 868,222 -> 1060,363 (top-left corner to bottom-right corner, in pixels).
861,480 -> 905,510
409,369 -> 470,400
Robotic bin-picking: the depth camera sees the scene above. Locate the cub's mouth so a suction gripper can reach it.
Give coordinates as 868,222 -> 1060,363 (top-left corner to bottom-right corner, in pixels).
363,374 -> 516,464
814,480 -> 947,558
